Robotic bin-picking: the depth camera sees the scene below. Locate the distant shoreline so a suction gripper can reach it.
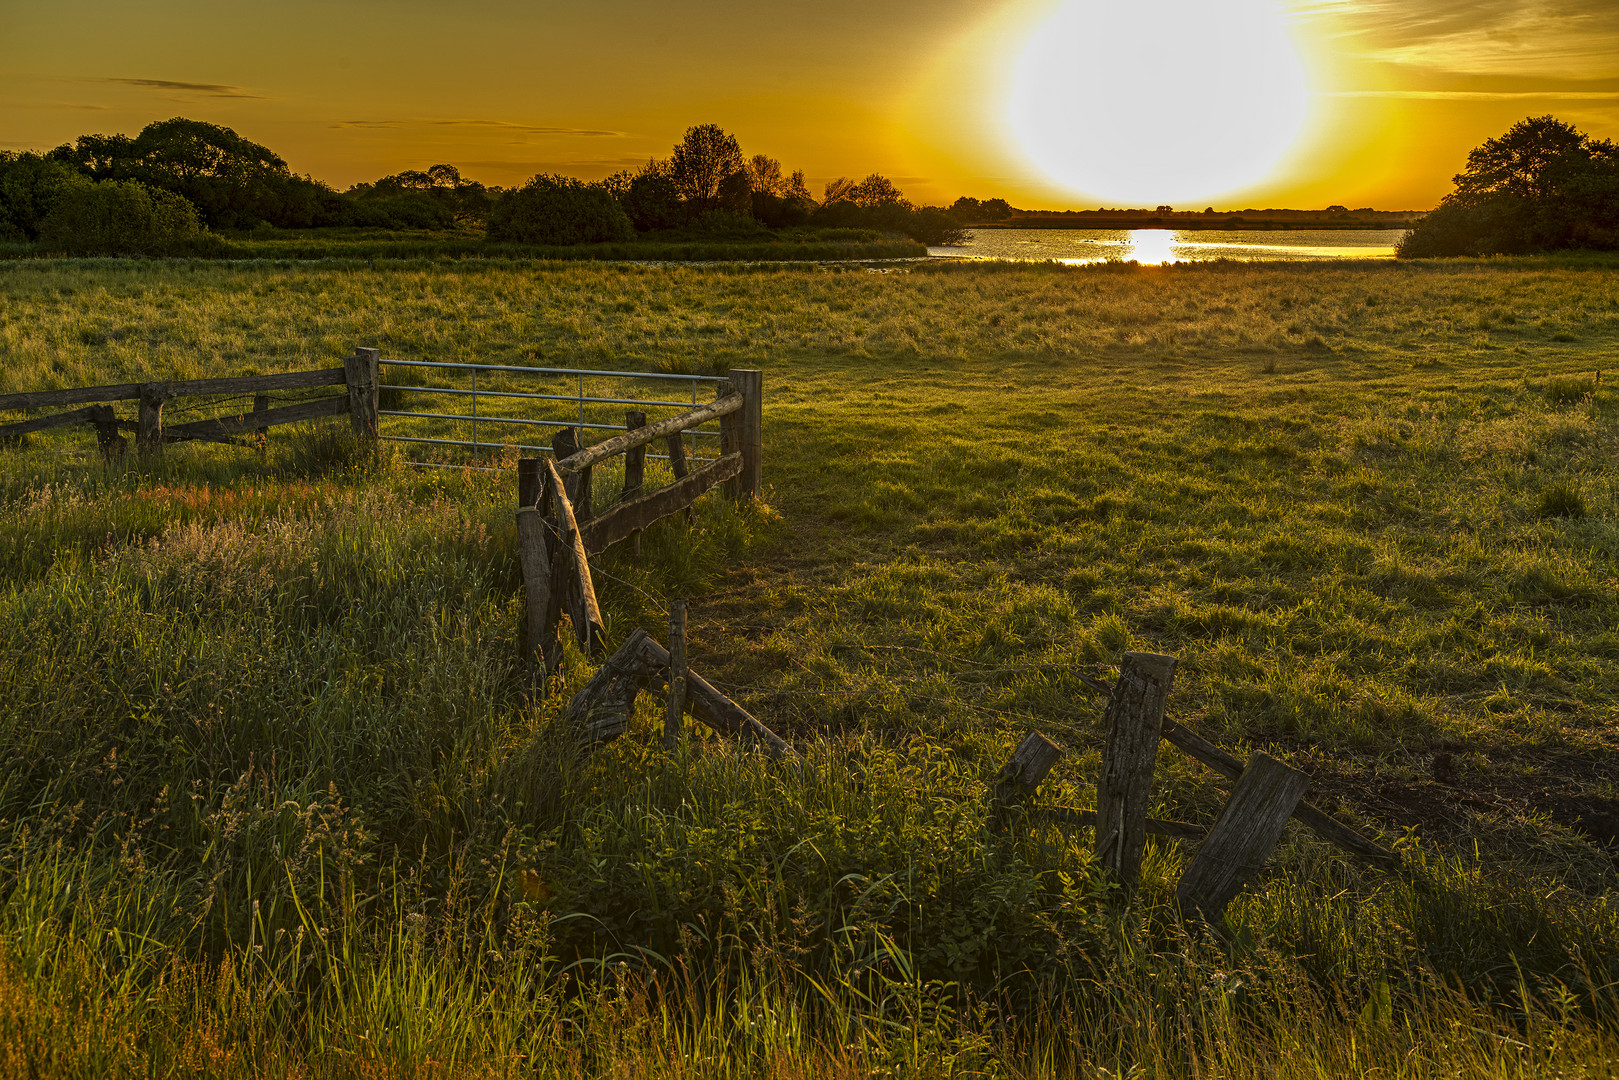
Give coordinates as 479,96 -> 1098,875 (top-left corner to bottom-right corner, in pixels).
964,217 -> 1418,232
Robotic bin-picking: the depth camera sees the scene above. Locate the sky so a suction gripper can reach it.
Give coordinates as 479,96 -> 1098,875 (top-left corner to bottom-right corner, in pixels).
4,0 -> 1618,211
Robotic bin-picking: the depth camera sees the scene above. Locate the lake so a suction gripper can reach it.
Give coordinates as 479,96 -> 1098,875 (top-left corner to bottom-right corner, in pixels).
928,228 -> 1406,264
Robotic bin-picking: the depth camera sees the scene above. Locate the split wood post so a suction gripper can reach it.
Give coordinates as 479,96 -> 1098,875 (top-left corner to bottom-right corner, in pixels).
343,347 -> 381,444
516,457 -> 557,673
253,393 -> 269,451
1175,753 -> 1310,921
552,427 -> 592,524
664,431 -> 692,522
1160,720 -> 1395,861
562,628 -> 661,746
991,731 -> 1063,829
137,382 -> 168,456
726,368 -> 762,501
623,410 -> 647,555
666,599 -> 687,751
91,405 -> 125,463
1094,652 -> 1178,892
544,457 -> 603,656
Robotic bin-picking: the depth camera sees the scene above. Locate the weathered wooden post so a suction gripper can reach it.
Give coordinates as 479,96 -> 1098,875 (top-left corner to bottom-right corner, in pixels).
1176,753 -> 1310,921
991,731 -> 1063,830
664,431 -> 692,523
91,405 -> 125,463
623,410 -> 647,555
1095,652 -> 1177,892
343,347 -> 380,443
552,427 -> 592,523
666,599 -> 687,751
137,381 -> 167,455
516,457 -> 557,672
725,368 -> 762,501
544,458 -> 603,656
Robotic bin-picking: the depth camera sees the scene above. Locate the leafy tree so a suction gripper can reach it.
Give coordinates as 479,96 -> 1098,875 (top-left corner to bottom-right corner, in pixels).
745,154 -> 785,197
1398,116 -> 1619,256
821,177 -> 856,206
848,173 -> 906,209
669,124 -> 745,215
349,163 -> 491,228
0,152 -> 78,240
37,178 -> 207,255
487,174 -> 634,245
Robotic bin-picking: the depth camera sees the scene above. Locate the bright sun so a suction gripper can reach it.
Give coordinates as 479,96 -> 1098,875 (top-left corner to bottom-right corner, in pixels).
1008,0 -> 1309,205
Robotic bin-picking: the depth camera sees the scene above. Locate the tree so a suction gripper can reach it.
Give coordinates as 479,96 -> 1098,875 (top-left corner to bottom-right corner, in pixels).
37,178 -> 206,255
0,152 -> 78,240
487,174 -> 634,245
849,174 -> 906,209
669,124 -> 745,215
745,154 -> 785,197
1398,116 -> 1619,256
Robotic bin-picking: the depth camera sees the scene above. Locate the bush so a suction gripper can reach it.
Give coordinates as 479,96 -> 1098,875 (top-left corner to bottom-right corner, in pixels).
36,179 -> 208,255
906,207 -> 969,246
0,152 -> 78,241
487,174 -> 634,245
619,172 -> 684,232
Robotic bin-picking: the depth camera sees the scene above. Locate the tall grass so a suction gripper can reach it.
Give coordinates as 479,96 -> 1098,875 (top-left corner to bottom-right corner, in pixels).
0,257 -> 1616,1073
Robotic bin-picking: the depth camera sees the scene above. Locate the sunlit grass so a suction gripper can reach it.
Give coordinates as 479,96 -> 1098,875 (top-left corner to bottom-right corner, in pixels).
0,255 -> 1616,1075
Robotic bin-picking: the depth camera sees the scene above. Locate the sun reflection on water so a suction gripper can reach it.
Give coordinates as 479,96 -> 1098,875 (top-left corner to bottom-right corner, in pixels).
1126,230 -> 1176,265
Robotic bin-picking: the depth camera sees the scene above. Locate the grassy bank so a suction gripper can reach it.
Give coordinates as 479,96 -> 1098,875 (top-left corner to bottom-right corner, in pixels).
0,227 -> 926,263
0,256 -> 1616,1076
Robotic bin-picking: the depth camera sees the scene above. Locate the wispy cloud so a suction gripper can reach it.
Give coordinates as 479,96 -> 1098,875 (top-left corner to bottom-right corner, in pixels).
1298,0 -> 1619,77
331,118 -> 624,137
1324,89 -> 1619,100
104,77 -> 263,99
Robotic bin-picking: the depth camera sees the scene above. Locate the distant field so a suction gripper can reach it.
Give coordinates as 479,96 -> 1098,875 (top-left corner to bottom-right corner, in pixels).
0,256 -> 1615,1076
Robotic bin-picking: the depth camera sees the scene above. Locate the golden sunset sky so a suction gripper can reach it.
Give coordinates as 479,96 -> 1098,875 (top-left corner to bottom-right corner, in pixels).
4,0 -> 1617,210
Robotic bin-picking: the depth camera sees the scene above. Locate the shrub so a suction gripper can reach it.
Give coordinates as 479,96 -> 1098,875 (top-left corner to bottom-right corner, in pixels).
619,171 -> 684,232
905,207 -> 969,246
36,178 -> 207,255
487,174 -> 634,245
0,151 -> 78,241
1535,483 -> 1586,519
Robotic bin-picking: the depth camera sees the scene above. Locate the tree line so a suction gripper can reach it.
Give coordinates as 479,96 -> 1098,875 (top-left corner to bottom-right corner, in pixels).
0,118 -> 967,254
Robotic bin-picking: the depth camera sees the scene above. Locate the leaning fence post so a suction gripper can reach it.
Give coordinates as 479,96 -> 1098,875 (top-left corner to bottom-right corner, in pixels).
666,599 -> 687,751
137,381 -> 167,455
1094,652 -> 1177,892
1175,753 -> 1309,921
344,347 -> 380,444
726,368 -> 762,501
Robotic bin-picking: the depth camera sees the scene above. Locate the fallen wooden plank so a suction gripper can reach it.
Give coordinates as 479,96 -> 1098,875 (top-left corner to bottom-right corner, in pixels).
1039,806 -> 1206,843
633,635 -> 797,760
163,395 -> 347,441
561,628 -> 660,746
544,458 -> 603,655
1160,720 -> 1395,861
1176,753 -> 1310,920
554,393 -> 741,474
579,453 -> 741,554
0,405 -> 105,438
1095,652 -> 1177,890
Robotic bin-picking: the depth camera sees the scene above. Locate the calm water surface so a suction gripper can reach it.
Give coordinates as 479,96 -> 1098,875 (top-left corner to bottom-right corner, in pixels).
929,228 -> 1405,264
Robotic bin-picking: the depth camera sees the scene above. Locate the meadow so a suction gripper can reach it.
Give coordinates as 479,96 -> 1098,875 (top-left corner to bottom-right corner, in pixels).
0,254 -> 1616,1076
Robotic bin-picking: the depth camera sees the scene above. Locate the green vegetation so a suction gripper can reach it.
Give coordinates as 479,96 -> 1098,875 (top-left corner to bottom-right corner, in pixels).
1,257 -> 1616,1075
2,118 -> 963,258
1399,117 -> 1619,257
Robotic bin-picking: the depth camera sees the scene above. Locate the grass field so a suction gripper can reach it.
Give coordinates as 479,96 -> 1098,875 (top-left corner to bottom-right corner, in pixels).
1,255 -> 1616,1076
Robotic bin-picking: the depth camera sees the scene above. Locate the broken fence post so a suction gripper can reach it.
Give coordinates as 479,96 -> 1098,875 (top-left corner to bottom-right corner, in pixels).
666,599 -> 687,751
1094,651 -> 1177,892
562,629 -> 661,746
1176,752 -> 1310,921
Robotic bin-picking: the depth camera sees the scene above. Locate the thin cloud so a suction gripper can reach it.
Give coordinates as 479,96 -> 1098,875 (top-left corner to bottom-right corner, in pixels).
1325,90 -> 1619,100
331,118 -> 624,137
105,77 -> 263,99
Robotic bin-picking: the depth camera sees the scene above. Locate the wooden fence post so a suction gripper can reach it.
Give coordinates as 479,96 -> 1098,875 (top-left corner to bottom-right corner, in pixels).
344,347 -> 380,443
726,368 -> 762,501
516,456 -> 557,673
623,410 -> 647,555
1175,753 -> 1309,921
253,393 -> 269,450
666,599 -> 687,751
552,427 -> 592,523
137,381 -> 167,455
1094,652 -> 1177,892
91,405 -> 125,463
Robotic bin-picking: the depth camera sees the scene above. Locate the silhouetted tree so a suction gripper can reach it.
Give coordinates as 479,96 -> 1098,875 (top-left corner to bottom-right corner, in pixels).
669,124 -> 745,215
1399,116 -> 1619,256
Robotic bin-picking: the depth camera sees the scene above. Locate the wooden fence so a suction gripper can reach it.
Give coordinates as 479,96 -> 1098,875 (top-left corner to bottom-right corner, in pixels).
516,369 -> 763,674
0,348 -> 381,457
